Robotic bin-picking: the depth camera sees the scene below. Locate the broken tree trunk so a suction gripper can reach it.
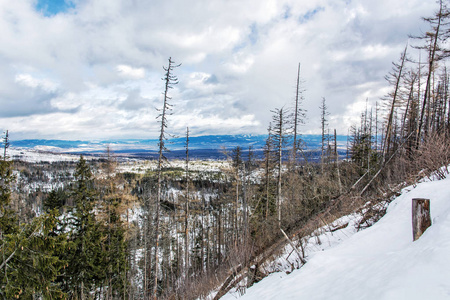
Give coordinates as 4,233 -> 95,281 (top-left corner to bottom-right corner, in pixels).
412,198 -> 431,241
281,228 -> 306,264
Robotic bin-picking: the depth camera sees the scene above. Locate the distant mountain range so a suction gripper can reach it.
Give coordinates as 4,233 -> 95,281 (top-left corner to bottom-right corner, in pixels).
10,134 -> 349,160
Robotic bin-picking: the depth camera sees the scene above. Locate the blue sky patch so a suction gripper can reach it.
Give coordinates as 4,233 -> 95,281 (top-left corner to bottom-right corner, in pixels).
35,0 -> 75,17
248,23 -> 258,45
299,7 -> 325,24
283,5 -> 291,20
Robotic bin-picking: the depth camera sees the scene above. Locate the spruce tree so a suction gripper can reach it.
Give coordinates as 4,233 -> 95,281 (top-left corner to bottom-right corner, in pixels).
0,159 -> 16,236
98,148 -> 131,298
63,155 -> 104,299
1,134 -> 66,299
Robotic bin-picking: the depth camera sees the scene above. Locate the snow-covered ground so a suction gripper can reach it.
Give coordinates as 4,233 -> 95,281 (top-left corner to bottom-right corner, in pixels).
222,175 -> 450,300
116,159 -> 229,174
9,147 -> 91,162
8,147 -> 230,173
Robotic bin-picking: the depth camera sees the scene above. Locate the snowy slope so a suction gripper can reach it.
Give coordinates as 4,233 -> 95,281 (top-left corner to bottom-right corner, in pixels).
223,176 -> 450,300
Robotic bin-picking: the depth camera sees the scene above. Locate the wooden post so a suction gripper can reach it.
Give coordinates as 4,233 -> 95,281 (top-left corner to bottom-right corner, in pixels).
412,198 -> 431,241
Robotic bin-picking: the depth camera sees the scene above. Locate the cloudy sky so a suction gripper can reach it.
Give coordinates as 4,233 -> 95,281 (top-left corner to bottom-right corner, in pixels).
0,0 -> 437,140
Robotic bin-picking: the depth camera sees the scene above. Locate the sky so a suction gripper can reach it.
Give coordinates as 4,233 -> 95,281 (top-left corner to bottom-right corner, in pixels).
0,0 -> 438,140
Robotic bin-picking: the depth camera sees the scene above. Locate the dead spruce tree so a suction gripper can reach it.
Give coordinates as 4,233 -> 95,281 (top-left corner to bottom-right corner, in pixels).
184,126 -> 190,280
292,63 -> 307,164
271,108 -> 287,229
320,97 -> 330,173
152,57 -> 180,300
383,44 -> 408,162
413,0 -> 448,142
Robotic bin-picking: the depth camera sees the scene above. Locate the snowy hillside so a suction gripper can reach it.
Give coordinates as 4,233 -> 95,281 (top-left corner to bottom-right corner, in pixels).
223,174 -> 450,299
8,147 -> 85,162
7,147 -> 106,163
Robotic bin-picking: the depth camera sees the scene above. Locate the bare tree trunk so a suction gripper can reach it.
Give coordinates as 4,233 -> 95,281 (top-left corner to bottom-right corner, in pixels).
293,63 -> 301,161
320,98 -> 329,173
383,44 -> 408,161
184,127 -> 190,279
417,1 -> 442,144
277,109 -> 283,229
334,129 -> 343,194
235,173 -> 239,247
1,130 -> 8,282
264,124 -> 272,221
401,73 -> 417,139
2,130 -> 8,160
153,116 -> 164,299
144,219 -> 148,298
153,57 -> 180,299
201,195 -> 205,273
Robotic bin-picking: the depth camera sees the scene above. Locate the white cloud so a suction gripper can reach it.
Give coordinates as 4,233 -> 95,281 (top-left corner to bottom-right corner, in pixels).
15,73 -> 59,91
171,113 -> 260,134
116,65 -> 145,79
0,0 -> 439,139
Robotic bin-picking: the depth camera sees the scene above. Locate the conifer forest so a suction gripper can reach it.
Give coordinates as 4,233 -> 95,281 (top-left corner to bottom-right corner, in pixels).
2,2 -> 450,299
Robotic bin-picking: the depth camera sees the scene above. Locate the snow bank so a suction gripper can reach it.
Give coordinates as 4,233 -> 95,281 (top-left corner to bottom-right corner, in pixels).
223,176 -> 450,299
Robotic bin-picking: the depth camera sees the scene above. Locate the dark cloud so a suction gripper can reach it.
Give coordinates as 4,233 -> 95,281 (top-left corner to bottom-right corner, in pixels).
0,84 -> 63,117
205,74 -> 219,84
118,89 -> 149,111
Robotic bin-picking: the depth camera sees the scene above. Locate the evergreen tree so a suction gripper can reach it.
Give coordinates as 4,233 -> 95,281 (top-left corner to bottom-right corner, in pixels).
0,159 -> 16,236
1,135 -> 66,299
0,212 -> 68,299
43,188 -> 66,212
62,155 -> 104,299
97,148 -> 132,298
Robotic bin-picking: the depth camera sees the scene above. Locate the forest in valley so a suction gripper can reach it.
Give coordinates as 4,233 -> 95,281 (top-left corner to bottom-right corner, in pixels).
2,2 -> 450,299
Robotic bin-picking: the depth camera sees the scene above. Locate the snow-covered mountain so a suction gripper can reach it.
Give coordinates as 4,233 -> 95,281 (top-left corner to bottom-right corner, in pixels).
8,134 -> 349,160
10,134 -> 348,152
222,173 -> 450,299
10,135 -> 268,152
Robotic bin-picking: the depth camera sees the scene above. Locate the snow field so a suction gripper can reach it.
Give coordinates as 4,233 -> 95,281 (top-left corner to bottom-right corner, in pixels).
222,174 -> 450,299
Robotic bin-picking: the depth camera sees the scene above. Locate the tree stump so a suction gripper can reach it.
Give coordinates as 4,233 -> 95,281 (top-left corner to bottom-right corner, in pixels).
412,198 -> 431,241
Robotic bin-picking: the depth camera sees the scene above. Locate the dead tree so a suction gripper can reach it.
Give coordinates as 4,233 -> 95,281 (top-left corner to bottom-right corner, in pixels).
2,130 -> 9,161
263,123 -> 274,221
271,108 -> 286,228
415,0 -> 445,143
152,57 -> 180,300
320,98 -> 329,173
184,127 -> 190,279
383,44 -> 408,162
232,146 -> 243,246
334,129 -> 343,194
292,63 -> 307,164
